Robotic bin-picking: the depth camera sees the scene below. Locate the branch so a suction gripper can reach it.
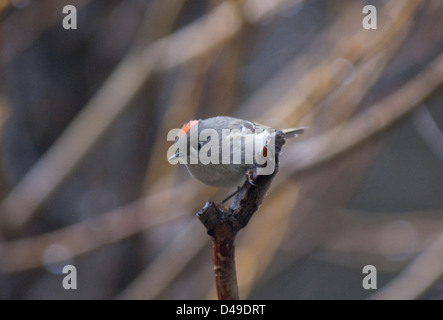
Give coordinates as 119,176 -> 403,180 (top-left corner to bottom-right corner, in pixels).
370,234 -> 443,300
197,132 -> 285,300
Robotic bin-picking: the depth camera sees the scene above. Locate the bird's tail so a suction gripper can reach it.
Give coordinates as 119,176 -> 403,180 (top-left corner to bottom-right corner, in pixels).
281,127 -> 307,138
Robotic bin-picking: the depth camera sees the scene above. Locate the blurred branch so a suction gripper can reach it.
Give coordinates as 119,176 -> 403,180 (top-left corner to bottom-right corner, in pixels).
142,56 -> 214,192
133,0 -> 186,46
284,47 -> 443,176
412,105 -> 443,161
0,185 -> 198,274
325,210 -> 443,257
118,220 -> 209,300
313,210 -> 443,275
0,1 -> 243,232
0,0 -> 9,14
243,0 -> 420,128
243,0 -> 302,23
1,0 -> 91,65
370,234 -> 443,300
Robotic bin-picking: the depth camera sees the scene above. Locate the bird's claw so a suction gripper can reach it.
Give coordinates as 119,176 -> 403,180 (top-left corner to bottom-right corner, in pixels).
246,169 -> 257,186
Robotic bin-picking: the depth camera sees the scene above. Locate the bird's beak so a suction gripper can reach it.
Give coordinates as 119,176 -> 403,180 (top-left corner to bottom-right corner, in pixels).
168,150 -> 185,161
168,151 -> 179,161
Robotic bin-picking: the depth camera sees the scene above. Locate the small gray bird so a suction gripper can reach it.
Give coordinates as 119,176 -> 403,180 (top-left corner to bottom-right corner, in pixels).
169,116 -> 305,188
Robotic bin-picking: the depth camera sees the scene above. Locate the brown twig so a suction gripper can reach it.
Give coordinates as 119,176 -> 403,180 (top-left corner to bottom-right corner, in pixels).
197,132 -> 285,299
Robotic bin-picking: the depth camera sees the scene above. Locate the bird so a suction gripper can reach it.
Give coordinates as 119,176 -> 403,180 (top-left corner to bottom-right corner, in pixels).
169,116 -> 305,189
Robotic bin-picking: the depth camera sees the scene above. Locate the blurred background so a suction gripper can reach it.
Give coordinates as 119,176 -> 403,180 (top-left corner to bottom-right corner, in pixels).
0,0 -> 443,300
